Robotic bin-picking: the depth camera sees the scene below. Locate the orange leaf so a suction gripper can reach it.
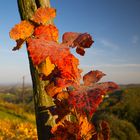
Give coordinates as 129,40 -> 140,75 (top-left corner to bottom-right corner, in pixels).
38,57 -> 55,77
45,82 -> 62,97
34,24 -> 59,42
9,20 -> 34,40
32,7 -> 56,25
57,91 -> 69,100
79,115 -> 95,140
56,54 -> 81,83
27,38 -> 70,65
51,120 -> 79,140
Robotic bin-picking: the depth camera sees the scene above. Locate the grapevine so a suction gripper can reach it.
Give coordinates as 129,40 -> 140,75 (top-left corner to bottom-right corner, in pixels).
10,6 -> 118,140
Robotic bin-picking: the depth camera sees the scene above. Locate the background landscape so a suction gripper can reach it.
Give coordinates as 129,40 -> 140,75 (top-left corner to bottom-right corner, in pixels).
0,84 -> 140,140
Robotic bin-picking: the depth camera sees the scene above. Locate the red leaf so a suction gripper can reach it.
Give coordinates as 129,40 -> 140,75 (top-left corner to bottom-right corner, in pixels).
92,121 -> 110,140
73,33 -> 94,49
62,32 -> 81,46
12,39 -> 25,51
99,121 -> 110,140
68,87 -> 105,117
62,32 -> 94,56
27,38 -> 70,65
28,38 -> 81,84
76,47 -> 85,56
93,82 -> 119,93
68,82 -> 118,117
49,99 -> 70,123
83,70 -> 106,86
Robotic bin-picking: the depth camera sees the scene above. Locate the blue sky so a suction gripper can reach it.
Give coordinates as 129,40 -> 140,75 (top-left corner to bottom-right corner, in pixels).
0,0 -> 140,85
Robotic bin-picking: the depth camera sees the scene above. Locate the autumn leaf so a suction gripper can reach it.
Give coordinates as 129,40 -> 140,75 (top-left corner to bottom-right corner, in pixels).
9,20 -> 34,40
12,39 -> 25,51
56,54 -> 81,83
62,32 -> 94,55
73,33 -> 94,49
62,32 -> 81,46
83,70 -> 106,86
79,115 -> 95,140
28,38 -> 81,84
32,7 -> 56,25
99,121 -> 110,140
55,78 -> 79,90
57,91 -> 69,100
76,46 -> 85,56
51,120 -> 79,140
68,87 -> 105,117
45,82 -> 62,97
51,115 -> 95,140
27,38 -> 70,65
49,99 -> 70,123
93,81 -> 119,93
38,56 -> 55,77
34,24 -> 59,42
68,81 -> 118,117
93,121 -> 110,140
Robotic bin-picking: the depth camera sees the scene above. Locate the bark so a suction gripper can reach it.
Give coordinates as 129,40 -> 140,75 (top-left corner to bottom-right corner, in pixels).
17,0 -> 54,139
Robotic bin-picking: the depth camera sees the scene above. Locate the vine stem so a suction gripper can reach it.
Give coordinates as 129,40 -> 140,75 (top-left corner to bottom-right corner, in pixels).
17,0 -> 54,139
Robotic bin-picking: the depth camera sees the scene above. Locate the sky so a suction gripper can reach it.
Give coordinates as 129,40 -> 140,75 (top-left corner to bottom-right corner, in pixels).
0,0 -> 140,85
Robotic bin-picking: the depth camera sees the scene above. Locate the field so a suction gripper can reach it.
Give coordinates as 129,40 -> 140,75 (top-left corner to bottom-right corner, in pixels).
0,85 -> 37,140
0,84 -> 140,140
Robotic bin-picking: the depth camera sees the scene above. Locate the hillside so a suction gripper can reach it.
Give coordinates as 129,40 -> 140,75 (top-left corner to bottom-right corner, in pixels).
0,84 -> 140,140
0,85 -> 37,140
93,85 -> 140,140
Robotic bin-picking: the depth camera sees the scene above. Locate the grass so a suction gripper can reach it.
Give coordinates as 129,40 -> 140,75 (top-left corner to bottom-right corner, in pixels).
0,99 -> 35,124
0,110 -> 19,120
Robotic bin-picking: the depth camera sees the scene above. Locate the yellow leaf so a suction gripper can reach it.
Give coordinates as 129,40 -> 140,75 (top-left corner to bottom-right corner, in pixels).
38,56 -> 55,76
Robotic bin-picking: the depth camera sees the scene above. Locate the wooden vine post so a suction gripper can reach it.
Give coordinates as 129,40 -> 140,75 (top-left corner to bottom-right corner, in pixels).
17,0 -> 53,139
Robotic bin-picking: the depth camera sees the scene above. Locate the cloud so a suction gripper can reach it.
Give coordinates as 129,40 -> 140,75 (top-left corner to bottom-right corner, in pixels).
80,63 -> 140,84
81,63 -> 140,69
132,35 -> 139,44
99,38 -> 119,50
96,63 -> 140,68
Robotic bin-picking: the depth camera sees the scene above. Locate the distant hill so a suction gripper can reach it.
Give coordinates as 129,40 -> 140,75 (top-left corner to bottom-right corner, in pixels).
93,86 -> 140,140
119,83 -> 140,88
